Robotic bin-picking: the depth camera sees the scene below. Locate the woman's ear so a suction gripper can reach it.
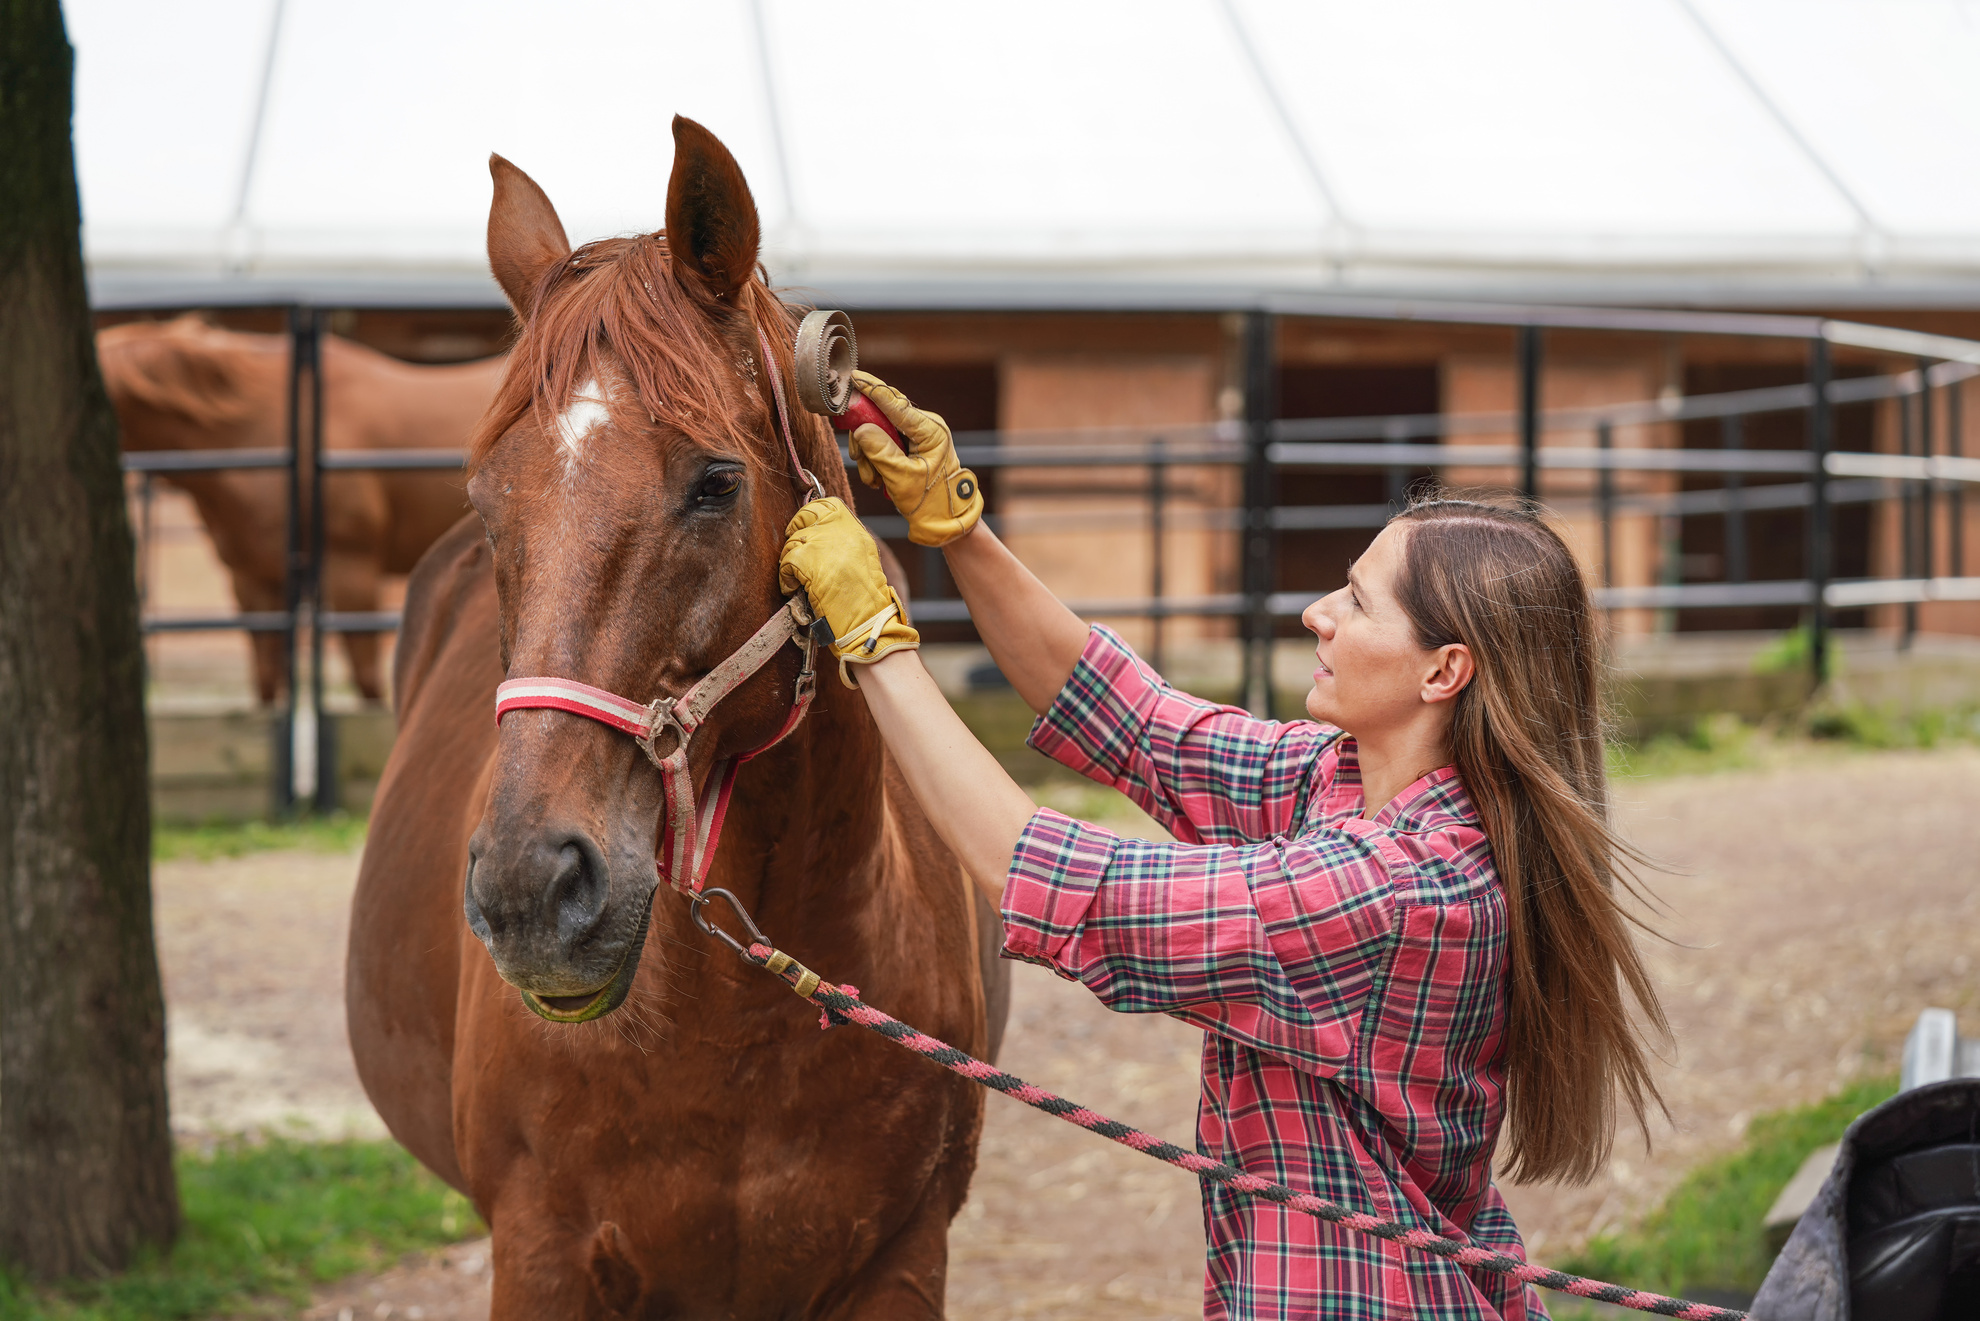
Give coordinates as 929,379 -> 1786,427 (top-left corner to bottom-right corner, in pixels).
1422,643 -> 1475,706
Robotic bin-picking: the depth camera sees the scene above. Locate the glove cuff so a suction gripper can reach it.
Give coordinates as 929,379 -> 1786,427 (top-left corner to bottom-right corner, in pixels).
830,592 -> 921,687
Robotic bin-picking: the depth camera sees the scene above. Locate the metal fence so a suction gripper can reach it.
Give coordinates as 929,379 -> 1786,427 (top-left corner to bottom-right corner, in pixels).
122,301 -> 1980,811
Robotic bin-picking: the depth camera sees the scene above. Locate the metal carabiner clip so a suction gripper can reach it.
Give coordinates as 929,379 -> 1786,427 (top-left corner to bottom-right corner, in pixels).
689,887 -> 769,958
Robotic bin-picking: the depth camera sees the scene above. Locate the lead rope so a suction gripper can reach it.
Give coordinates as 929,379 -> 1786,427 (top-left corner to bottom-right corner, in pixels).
690,887 -> 1746,1321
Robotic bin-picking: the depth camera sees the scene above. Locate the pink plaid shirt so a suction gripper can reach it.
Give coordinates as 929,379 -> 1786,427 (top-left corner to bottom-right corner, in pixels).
1001,626 -> 1547,1320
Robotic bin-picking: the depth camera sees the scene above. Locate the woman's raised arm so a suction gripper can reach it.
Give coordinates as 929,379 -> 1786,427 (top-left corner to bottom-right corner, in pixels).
846,372 -> 1087,714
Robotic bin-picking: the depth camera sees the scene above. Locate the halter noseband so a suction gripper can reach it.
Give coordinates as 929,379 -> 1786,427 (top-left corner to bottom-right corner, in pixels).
491,326 -> 827,894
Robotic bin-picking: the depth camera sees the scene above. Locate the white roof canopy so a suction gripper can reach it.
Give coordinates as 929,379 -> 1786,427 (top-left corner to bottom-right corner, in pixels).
69,0 -> 1980,308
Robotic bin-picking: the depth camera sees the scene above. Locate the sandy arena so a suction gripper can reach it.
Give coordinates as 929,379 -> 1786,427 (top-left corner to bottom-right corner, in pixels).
152,746 -> 1980,1319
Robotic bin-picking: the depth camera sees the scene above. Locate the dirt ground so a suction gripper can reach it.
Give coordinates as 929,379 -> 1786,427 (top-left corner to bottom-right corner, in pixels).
153,746 -> 1980,1318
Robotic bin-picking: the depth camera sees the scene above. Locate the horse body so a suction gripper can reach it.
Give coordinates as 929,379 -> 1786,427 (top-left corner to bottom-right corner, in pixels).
98,318 -> 504,701
349,120 -> 1003,1318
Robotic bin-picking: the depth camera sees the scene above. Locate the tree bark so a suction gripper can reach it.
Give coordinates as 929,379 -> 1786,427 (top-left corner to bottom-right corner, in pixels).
0,0 -> 179,1276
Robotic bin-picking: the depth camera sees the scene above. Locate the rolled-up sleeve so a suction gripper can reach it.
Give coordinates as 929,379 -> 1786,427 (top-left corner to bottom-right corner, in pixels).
1002,807 -> 1399,1077
1028,625 -> 1340,847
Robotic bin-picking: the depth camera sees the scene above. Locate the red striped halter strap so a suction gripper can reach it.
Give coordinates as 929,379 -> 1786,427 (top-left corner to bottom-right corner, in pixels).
493,328 -> 827,894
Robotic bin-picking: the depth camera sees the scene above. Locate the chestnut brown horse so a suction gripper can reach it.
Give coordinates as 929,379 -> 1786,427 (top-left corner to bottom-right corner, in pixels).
98,317 -> 504,702
347,118 -> 1009,1318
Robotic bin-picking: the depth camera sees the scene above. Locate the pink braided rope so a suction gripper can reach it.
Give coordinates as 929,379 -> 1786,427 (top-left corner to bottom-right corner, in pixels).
742,942 -> 1744,1321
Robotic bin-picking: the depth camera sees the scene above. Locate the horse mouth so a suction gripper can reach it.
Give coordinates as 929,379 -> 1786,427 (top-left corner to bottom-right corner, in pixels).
517,902 -> 652,1024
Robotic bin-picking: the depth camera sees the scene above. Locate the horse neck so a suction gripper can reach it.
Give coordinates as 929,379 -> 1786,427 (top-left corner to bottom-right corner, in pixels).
713,661 -> 893,925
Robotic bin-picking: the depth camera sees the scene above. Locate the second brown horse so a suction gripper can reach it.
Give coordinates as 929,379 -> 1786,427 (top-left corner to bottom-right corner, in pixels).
99,317 -> 503,703
347,118 -> 1008,1317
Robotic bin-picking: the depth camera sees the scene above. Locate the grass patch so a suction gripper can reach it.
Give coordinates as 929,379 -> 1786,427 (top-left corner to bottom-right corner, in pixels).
1555,1075 -> 1897,1309
1609,702 -> 1980,781
1805,702 -> 1980,750
1608,713 -> 1764,780
153,812 -> 367,863
1750,624 -> 1821,678
0,1138 -> 477,1320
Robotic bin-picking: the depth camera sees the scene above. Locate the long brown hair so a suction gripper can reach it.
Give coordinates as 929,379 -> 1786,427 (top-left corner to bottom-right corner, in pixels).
1391,496 -> 1667,1185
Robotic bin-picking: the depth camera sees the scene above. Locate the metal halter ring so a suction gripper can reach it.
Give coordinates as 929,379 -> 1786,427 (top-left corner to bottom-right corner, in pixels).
639,698 -> 688,767
690,887 -> 768,957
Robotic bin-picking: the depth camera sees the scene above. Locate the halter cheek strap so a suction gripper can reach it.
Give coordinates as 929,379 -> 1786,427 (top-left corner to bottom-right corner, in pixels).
756,327 -> 825,503
494,594 -> 819,893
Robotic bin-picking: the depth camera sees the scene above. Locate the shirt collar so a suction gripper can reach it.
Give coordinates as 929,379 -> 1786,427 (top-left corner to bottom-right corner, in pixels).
1317,737 -> 1480,831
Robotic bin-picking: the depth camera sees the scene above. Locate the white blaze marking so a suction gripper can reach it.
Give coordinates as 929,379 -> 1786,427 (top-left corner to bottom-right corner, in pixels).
555,379 -> 610,460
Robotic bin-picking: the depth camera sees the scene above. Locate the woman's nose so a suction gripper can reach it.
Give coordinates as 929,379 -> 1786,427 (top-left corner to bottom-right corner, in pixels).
1303,594 -> 1338,640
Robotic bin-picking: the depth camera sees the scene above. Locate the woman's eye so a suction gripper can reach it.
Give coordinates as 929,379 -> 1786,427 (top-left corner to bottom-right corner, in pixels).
697,469 -> 742,502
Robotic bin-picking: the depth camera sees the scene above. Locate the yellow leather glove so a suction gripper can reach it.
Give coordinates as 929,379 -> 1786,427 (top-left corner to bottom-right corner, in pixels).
847,370 -> 984,547
778,498 -> 919,688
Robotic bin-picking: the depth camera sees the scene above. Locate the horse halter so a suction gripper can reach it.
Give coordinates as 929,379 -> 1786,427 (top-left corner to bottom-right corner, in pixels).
492,326 -> 828,894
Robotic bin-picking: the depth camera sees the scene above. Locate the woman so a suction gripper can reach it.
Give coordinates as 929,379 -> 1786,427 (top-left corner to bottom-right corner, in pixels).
778,374 -> 1668,1320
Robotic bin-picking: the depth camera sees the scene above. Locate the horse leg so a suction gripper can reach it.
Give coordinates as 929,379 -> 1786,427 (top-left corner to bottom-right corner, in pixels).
485,1208 -> 602,1321
322,548 -> 387,702
227,571 -> 287,704
817,1176 -> 959,1321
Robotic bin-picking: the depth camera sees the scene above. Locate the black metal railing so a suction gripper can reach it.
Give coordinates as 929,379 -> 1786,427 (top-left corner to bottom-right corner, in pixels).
122,300 -> 1980,809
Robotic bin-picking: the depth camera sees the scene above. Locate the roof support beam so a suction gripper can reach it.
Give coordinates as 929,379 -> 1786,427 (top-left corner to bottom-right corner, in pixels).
1670,0 -> 1885,271
1214,0 -> 1355,272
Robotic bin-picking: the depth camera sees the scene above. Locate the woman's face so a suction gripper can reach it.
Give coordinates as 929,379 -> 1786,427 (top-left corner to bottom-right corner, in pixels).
1301,522 -> 1458,737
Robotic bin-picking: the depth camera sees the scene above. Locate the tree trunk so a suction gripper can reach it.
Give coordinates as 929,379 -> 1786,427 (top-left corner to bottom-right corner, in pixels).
0,0 -> 179,1276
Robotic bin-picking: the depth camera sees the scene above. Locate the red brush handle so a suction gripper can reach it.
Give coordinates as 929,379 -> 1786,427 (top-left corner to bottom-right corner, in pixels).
831,394 -> 908,450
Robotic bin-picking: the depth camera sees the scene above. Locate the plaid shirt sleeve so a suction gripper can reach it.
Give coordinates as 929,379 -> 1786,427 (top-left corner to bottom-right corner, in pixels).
1001,808 -> 1398,1077
1027,625 -> 1341,847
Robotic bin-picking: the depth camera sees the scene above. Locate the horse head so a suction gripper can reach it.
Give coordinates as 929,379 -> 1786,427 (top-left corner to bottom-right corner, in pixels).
97,316 -> 261,450
463,117 -> 836,1022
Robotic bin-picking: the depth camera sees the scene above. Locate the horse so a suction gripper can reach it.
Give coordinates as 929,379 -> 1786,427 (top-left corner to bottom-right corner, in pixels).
346,116 -> 1009,1318
97,317 -> 505,702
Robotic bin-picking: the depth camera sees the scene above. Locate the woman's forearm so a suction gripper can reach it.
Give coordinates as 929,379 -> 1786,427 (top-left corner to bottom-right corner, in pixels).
856,649 -> 1036,911
939,523 -> 1089,715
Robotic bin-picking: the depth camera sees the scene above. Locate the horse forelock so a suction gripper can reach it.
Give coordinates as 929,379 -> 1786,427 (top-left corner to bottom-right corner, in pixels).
468,234 -> 827,482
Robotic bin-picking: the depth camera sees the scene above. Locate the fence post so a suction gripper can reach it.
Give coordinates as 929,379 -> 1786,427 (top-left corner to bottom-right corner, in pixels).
1952,375 -> 1966,577
1597,420 -> 1615,588
1721,413 -> 1747,583
1919,357 -> 1936,587
275,306 -> 311,815
1518,325 -> 1541,501
1901,367 -> 1920,648
309,308 -> 337,814
1241,311 -> 1277,717
136,471 -> 156,612
1807,337 -> 1833,687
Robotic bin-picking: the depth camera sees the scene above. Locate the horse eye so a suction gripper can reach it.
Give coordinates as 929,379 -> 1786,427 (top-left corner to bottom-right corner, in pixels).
697,469 -> 742,502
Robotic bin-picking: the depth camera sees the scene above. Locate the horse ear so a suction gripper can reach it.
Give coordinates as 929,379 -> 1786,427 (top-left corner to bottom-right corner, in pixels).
487,154 -> 570,319
664,115 -> 761,301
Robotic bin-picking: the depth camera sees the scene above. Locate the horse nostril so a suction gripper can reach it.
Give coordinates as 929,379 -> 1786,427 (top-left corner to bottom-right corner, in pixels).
463,857 -> 495,947
548,837 -> 610,949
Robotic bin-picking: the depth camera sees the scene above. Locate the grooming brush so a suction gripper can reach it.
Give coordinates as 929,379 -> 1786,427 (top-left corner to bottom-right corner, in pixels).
792,309 -> 907,449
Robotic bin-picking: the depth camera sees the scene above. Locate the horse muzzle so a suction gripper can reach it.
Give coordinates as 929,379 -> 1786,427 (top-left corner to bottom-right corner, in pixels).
464,825 -> 658,1022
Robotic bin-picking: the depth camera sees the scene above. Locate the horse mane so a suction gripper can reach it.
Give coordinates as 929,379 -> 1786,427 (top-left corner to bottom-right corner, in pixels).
97,316 -> 258,431
468,233 -> 829,476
